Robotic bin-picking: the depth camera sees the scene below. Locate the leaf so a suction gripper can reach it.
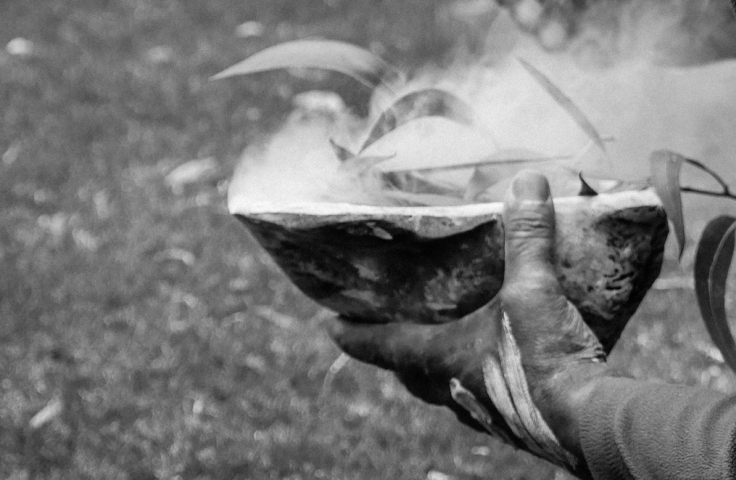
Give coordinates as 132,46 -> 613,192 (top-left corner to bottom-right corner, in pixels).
329,139 -> 355,162
340,154 -> 394,176
381,171 -> 461,197
389,153 -> 572,174
482,313 -> 578,468
389,149 -> 577,202
360,88 -> 475,152
449,379 -> 503,439
165,157 -> 220,191
29,397 -> 64,430
518,58 -> 606,152
212,40 -> 399,91
380,190 -> 467,206
578,173 -> 598,196
683,157 -> 733,197
464,166 -> 502,202
650,150 -> 686,258
695,216 -> 736,373
569,139 -> 614,179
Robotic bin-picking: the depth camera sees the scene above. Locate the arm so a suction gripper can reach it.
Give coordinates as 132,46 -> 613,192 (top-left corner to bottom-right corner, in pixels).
498,172 -> 736,479
580,378 -> 736,479
328,171 -> 736,479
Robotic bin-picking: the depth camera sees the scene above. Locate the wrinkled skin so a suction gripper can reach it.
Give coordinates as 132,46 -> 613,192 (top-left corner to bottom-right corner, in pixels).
327,171 -> 616,479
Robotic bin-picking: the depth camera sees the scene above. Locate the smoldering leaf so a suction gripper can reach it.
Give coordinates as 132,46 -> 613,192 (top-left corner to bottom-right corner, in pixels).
340,155 -> 395,176
457,149 -> 567,202
329,139 -> 355,162
393,150 -> 570,174
578,173 -> 598,196
649,150 -> 685,258
464,166 -> 502,202
380,190 -> 467,206
212,40 -> 400,92
518,58 -> 606,153
360,88 -> 475,152
381,171 -> 462,197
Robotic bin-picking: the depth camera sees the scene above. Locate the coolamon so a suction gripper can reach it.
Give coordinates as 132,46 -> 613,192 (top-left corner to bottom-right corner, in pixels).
232,189 -> 668,353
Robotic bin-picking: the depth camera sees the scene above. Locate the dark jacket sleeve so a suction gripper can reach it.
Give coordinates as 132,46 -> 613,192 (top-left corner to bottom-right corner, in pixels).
579,377 -> 736,479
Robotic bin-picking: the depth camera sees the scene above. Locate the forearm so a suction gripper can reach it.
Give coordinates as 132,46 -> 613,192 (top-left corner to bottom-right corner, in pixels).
580,377 -> 736,479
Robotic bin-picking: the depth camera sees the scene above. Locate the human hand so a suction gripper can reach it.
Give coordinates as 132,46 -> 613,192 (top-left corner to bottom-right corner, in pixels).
326,171 -> 614,477
494,171 -> 610,463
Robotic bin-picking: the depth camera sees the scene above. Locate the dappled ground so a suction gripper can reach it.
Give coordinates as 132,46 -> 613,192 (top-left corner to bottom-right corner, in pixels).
0,1 -> 734,479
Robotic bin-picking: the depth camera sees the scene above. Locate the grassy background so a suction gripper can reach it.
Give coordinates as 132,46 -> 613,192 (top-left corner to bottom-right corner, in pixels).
0,1 -> 734,479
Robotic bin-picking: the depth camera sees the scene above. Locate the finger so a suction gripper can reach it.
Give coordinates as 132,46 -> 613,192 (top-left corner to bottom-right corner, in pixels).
502,170 -> 559,292
326,301 -> 503,377
500,171 -> 603,360
325,318 -> 435,372
326,307 -> 510,431
500,170 -> 574,345
327,317 -> 458,406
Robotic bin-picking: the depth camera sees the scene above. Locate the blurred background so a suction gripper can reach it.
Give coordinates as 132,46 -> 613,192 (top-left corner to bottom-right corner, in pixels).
1,1 -> 735,479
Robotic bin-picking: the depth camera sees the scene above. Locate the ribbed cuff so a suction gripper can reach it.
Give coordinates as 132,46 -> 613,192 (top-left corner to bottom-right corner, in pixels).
580,376 -> 736,480
579,377 -> 642,480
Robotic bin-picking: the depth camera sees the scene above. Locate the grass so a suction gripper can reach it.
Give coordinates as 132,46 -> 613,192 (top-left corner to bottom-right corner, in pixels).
0,1 -> 733,479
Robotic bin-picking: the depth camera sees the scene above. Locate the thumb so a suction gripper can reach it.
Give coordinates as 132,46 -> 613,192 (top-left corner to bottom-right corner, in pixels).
502,170 -> 559,295
500,170 -> 603,360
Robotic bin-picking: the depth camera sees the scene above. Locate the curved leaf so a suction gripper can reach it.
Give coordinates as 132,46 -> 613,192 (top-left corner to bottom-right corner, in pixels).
464,166 -> 502,202
340,154 -> 394,176
329,139 -> 355,162
212,40 -> 400,91
381,171 -> 461,197
360,88 -> 475,152
518,58 -> 606,153
695,216 -> 736,373
380,190 -> 466,206
578,173 -> 598,196
709,223 -> 736,369
650,150 -> 686,258
413,156 -> 572,173
461,150 -> 558,202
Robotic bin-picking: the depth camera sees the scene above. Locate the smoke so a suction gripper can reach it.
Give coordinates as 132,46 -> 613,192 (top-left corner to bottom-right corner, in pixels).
228,1 -> 736,214
568,0 -> 736,67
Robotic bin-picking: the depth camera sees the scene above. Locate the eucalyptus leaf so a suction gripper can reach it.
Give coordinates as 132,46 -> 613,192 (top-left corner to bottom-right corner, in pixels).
360,88 -> 475,152
381,190 -> 467,206
578,173 -> 598,196
464,166 -> 502,202
456,149 -> 557,202
650,150 -> 686,258
381,171 -> 461,197
709,223 -> 736,370
518,58 -> 606,153
340,154 -> 394,176
329,139 -> 355,162
212,40 -> 400,92
695,216 -> 736,373
391,153 -> 571,173
449,379 -> 501,438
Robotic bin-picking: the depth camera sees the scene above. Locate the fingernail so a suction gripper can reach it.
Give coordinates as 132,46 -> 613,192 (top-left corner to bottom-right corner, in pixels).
511,172 -> 550,201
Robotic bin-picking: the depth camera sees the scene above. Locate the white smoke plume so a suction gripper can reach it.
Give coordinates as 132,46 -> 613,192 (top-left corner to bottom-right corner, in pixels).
229,1 -> 736,213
